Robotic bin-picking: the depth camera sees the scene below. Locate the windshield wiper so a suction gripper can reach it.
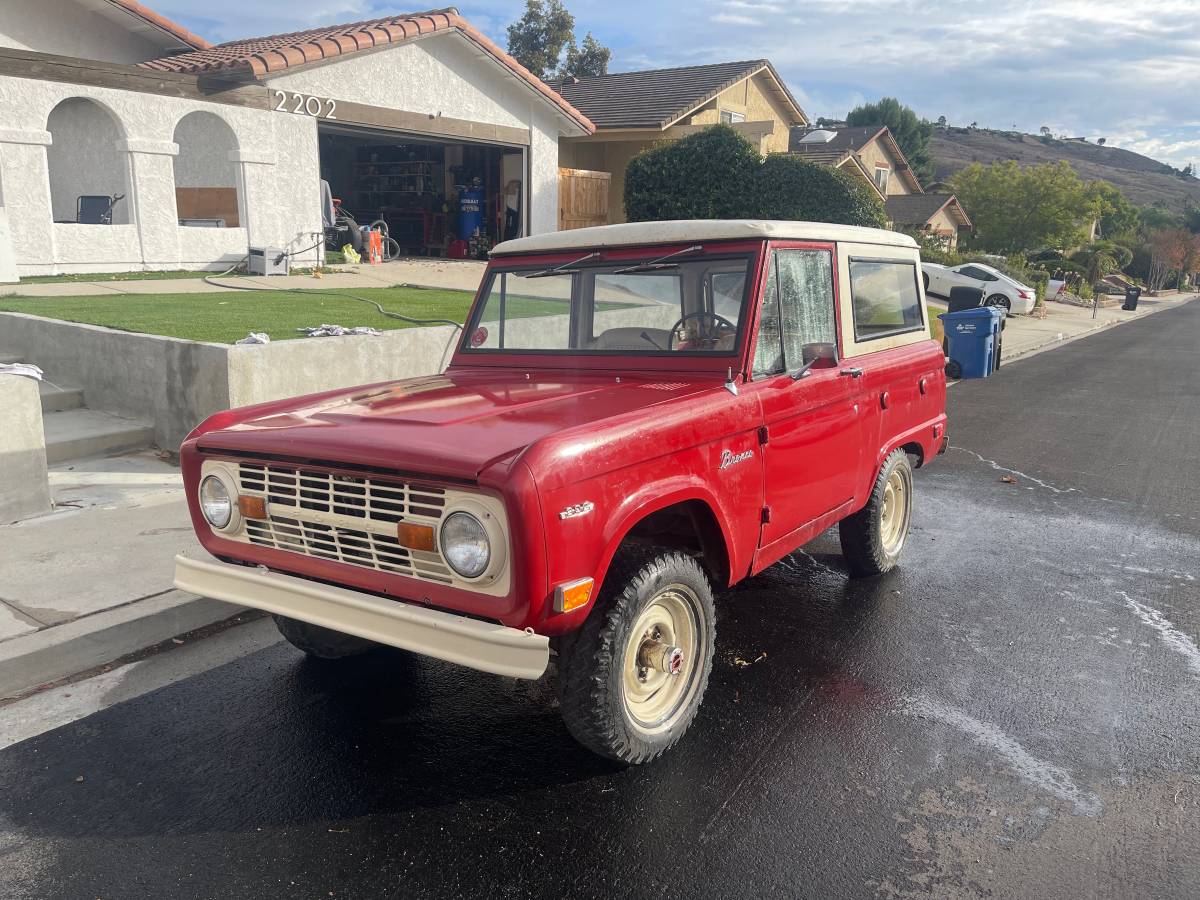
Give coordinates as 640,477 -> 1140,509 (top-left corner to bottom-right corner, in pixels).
523,251 -> 601,279
614,245 -> 704,275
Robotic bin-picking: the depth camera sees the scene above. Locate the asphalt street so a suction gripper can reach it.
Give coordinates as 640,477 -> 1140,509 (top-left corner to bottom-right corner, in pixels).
2,300 -> 1198,899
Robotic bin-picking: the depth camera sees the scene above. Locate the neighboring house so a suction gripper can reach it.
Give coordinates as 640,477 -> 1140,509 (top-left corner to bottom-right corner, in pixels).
883,194 -> 973,250
550,60 -> 808,225
789,125 -> 923,198
789,124 -> 971,248
0,3 -> 592,280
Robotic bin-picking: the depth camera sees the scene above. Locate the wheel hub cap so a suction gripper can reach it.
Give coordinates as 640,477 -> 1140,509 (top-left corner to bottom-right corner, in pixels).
621,586 -> 703,734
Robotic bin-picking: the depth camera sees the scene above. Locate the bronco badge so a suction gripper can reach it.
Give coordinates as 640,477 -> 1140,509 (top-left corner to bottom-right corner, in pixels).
718,449 -> 754,470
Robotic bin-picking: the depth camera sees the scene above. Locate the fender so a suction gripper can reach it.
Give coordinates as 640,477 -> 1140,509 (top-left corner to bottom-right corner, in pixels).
874,412 -> 947,469
594,478 -> 742,598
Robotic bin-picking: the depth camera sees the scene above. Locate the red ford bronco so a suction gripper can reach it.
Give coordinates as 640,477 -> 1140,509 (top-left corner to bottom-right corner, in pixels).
175,220 -> 947,764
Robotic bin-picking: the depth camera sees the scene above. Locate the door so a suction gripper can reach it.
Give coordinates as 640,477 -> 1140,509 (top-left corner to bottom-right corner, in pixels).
558,167 -> 610,231
750,246 -> 863,547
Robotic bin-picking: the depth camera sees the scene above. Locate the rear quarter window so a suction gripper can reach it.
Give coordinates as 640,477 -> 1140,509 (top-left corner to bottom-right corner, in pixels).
849,259 -> 924,342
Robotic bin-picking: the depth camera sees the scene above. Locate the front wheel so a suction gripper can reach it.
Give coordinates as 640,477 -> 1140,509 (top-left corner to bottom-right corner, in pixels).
558,549 -> 715,764
839,448 -> 914,577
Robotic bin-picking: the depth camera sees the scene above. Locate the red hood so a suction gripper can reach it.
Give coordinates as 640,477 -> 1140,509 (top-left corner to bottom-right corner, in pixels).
193,370 -> 717,480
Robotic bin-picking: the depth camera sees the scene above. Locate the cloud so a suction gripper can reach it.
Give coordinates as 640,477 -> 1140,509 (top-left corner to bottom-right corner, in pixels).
158,0 -> 1200,169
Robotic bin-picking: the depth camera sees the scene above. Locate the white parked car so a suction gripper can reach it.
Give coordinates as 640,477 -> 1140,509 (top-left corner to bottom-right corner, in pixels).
921,262 -> 1036,315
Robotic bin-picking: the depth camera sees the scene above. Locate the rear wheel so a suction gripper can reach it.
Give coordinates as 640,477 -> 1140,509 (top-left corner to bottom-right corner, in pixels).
274,615 -> 375,659
558,549 -> 715,764
986,293 -> 1011,313
839,448 -> 914,577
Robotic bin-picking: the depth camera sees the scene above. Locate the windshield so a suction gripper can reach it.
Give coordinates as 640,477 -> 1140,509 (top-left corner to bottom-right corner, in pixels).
462,253 -> 753,355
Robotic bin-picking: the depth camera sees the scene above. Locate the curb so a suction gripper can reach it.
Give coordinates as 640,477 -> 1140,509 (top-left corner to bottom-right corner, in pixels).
0,590 -> 245,700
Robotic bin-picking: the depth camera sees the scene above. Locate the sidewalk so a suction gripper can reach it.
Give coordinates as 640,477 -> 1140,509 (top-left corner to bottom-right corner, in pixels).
4,258 -> 488,297
931,292 -> 1194,363
0,452 -> 239,699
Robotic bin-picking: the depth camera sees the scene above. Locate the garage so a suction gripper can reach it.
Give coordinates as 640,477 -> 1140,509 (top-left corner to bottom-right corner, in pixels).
317,122 -> 526,259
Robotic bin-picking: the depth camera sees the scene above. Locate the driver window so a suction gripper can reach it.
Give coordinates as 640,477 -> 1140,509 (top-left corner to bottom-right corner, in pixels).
752,249 -> 836,377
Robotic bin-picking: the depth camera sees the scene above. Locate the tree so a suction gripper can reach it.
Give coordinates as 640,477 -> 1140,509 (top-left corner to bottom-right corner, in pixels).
845,97 -> 935,185
950,160 -> 1096,253
1097,137 -> 1107,146
1146,228 -> 1197,291
564,32 -> 610,77
623,125 -> 886,228
505,0 -> 610,79
1040,125 -> 1052,137
936,115 -> 947,127
1088,181 -> 1139,238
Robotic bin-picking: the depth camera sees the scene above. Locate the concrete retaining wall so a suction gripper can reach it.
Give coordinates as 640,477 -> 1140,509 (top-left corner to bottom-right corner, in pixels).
0,312 -> 459,450
0,375 -> 50,522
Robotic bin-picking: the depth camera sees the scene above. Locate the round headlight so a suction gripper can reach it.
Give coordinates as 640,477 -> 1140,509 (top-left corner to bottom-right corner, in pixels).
200,475 -> 232,529
439,511 -> 491,579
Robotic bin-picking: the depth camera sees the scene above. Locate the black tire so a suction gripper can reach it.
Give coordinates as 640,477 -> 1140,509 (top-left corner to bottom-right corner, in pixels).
839,448 -> 914,578
274,615 -> 375,659
945,358 -> 962,379
986,294 -> 1011,313
922,272 -> 930,291
338,215 -> 363,255
557,549 -> 715,764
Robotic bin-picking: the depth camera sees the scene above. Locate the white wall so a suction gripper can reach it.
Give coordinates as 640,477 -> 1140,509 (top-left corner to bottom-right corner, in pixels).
0,0 -> 170,63
0,75 -> 323,276
173,112 -> 238,189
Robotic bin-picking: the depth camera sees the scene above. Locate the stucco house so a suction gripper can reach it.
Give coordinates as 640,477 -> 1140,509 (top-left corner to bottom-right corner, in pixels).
549,60 -> 808,226
0,2 -> 592,282
789,124 -> 972,248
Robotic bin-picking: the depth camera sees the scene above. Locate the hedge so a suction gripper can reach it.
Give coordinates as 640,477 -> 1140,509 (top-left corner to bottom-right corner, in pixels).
624,124 -> 887,228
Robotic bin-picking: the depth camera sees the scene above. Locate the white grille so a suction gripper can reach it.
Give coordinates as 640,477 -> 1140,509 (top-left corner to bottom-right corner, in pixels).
236,462 -> 454,584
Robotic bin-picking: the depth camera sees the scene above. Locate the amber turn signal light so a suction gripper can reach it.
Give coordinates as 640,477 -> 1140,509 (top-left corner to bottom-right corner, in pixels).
237,495 -> 267,519
397,522 -> 436,552
554,578 -> 594,614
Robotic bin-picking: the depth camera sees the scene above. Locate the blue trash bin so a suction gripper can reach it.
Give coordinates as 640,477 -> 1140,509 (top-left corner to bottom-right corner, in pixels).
938,307 -> 1005,379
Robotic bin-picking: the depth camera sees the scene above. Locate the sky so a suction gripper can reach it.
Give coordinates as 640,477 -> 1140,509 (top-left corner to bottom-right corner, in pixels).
157,0 -> 1200,171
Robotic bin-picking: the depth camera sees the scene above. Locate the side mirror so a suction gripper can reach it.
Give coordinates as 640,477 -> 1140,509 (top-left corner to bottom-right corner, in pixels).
792,342 -> 838,380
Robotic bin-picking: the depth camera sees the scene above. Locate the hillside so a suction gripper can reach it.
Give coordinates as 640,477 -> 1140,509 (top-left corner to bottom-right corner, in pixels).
930,129 -> 1200,213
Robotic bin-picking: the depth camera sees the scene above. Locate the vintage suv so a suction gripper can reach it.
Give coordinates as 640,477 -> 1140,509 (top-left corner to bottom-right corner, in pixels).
175,220 -> 947,764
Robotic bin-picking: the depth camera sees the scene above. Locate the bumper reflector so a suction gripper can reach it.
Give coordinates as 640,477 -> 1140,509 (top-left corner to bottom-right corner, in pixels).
397,522 -> 436,552
238,495 -> 267,519
554,578 -> 594,614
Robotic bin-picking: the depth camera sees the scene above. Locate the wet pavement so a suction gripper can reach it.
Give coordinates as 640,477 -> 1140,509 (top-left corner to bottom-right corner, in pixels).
2,301 -> 1198,899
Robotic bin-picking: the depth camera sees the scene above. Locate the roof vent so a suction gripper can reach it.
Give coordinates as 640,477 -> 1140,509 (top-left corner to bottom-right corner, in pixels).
798,129 -> 837,144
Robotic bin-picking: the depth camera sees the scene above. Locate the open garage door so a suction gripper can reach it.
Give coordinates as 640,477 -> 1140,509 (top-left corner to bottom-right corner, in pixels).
318,121 -> 526,260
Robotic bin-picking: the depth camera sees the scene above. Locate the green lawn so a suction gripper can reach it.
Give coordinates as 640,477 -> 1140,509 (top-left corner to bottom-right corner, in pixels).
19,269 -> 215,284
0,285 -> 619,344
0,286 -> 487,343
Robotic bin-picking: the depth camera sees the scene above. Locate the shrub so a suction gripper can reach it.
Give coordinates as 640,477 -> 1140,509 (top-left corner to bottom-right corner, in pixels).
624,125 -> 761,222
623,125 -> 887,228
753,154 -> 887,228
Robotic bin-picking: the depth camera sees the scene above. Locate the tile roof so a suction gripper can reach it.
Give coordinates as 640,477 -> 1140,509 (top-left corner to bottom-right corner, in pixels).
137,9 -> 593,133
546,59 -> 806,130
885,193 -> 972,228
105,0 -> 211,50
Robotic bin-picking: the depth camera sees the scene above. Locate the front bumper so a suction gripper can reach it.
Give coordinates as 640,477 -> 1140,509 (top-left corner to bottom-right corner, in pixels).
174,555 -> 549,679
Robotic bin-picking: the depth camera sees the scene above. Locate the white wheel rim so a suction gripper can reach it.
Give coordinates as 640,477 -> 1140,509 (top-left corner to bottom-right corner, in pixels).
879,467 -> 912,556
621,584 -> 703,735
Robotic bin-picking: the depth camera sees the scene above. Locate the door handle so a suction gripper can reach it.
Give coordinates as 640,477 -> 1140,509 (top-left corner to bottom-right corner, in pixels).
839,367 -> 863,378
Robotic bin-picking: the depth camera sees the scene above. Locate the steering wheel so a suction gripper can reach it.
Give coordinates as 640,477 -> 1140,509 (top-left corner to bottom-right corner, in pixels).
667,311 -> 738,350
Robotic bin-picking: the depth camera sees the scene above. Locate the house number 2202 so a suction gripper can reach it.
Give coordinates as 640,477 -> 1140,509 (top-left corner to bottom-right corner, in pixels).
272,90 -> 337,119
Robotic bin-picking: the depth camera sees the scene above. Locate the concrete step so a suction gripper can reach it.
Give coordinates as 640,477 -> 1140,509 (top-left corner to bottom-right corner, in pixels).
38,381 -> 84,413
42,408 -> 155,464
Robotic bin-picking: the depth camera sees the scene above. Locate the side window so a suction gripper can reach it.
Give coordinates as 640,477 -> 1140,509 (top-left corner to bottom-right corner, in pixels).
752,249 -> 836,377
849,259 -> 924,341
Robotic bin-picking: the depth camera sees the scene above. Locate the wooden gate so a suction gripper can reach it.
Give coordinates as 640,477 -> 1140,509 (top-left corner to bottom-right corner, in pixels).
558,167 -> 610,231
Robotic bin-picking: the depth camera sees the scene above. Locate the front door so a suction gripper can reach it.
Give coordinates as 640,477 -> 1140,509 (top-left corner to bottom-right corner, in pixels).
749,246 -> 863,548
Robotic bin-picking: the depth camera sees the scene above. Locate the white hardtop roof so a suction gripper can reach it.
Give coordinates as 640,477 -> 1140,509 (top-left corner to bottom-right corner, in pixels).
491,220 -> 918,256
